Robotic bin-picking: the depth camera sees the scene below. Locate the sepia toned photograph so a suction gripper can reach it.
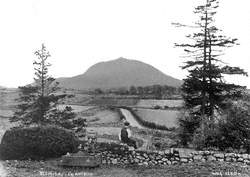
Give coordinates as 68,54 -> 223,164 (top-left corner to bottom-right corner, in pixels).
0,0 -> 250,176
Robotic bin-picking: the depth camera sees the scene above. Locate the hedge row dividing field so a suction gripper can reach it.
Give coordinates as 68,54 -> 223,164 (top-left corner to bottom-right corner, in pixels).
119,107 -> 175,131
135,109 -> 179,128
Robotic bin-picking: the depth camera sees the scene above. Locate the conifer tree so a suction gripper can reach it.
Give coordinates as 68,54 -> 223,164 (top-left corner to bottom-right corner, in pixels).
11,44 -> 75,126
174,0 -> 248,143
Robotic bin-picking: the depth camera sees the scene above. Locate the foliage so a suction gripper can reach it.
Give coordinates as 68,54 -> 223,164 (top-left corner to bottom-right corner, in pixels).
178,111 -> 201,146
0,126 -> 79,160
99,85 -> 181,99
122,107 -> 173,131
186,102 -> 250,152
174,0 -> 248,145
11,44 -> 76,127
216,102 -> 250,152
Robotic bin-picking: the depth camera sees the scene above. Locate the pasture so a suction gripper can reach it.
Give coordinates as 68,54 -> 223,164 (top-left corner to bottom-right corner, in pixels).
57,104 -> 96,112
136,99 -> 183,108
134,109 -> 179,128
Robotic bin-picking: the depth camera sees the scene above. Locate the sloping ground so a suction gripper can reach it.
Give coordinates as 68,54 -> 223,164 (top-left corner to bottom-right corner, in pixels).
85,110 -> 120,124
0,118 -> 17,141
0,110 -> 14,118
135,109 -> 179,128
58,58 -> 182,89
0,88 -> 19,118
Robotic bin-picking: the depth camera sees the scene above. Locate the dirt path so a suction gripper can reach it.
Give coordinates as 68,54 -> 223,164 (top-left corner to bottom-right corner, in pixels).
0,161 -> 7,177
120,108 -> 143,128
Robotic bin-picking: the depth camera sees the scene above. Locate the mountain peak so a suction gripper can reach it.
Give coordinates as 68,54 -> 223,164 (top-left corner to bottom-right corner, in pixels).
58,58 -> 182,90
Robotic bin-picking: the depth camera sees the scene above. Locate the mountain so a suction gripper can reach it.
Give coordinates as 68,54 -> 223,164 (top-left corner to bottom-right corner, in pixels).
57,57 -> 182,90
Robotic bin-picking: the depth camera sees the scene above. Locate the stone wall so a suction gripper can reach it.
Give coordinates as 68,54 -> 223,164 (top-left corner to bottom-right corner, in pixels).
99,148 -> 250,166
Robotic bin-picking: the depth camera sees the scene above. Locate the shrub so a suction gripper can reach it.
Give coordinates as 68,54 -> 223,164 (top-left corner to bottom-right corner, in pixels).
192,128 -> 206,150
0,125 -> 79,160
187,102 -> 250,152
178,112 -> 201,146
216,103 -> 250,153
95,142 -> 129,155
154,105 -> 161,109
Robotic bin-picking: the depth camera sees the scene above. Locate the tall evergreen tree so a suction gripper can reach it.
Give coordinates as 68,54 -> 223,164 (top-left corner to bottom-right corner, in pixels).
11,44 -> 75,126
174,0 -> 248,142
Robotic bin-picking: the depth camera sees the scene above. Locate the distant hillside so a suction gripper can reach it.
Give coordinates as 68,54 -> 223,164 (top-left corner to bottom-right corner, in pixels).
58,58 -> 182,90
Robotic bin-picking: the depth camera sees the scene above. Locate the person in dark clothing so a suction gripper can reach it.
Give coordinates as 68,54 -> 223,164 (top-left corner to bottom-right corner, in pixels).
119,122 -> 137,149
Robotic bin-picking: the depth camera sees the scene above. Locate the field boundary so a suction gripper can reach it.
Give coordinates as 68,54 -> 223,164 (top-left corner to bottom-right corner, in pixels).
119,106 -> 175,131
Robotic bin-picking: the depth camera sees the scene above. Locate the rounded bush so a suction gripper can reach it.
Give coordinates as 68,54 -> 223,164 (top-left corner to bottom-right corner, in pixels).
0,125 -> 80,160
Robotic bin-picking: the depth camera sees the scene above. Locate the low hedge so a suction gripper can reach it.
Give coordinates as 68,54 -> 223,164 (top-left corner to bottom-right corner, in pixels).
0,125 -> 80,160
120,107 -> 173,131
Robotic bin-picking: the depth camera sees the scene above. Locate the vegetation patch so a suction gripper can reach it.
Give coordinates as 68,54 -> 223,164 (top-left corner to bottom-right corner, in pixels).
0,126 -> 79,160
135,109 -> 179,128
120,107 -> 175,131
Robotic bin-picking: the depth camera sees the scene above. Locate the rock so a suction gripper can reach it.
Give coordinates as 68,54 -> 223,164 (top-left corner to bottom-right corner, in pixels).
158,160 -> 163,164
179,153 -> 191,159
143,153 -> 148,158
242,154 -> 248,159
112,159 -> 118,165
158,151 -> 164,155
156,156 -> 162,160
180,158 -> 188,163
214,153 -> 224,159
137,155 -> 144,160
225,153 -> 235,158
164,149 -> 170,154
162,158 -> 168,162
201,158 -> 206,162
172,161 -> 178,165
207,155 -> 216,161
134,159 -> 140,163
237,158 -> 244,162
193,155 -> 203,161
225,157 -> 232,162
143,162 -> 148,166
243,160 -> 250,164
204,151 -> 210,155
129,147 -> 135,151
217,158 -> 224,162
174,157 -> 180,161
232,158 -> 237,162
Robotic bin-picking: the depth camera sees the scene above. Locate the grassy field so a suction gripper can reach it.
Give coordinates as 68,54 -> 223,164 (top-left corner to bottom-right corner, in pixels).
58,105 -> 96,112
136,99 -> 183,108
0,118 -> 18,141
87,97 -> 139,106
0,88 -> 19,118
88,109 -> 120,124
134,109 -> 179,128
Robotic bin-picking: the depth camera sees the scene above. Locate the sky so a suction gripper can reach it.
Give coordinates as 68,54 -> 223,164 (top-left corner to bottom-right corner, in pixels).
0,0 -> 249,88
